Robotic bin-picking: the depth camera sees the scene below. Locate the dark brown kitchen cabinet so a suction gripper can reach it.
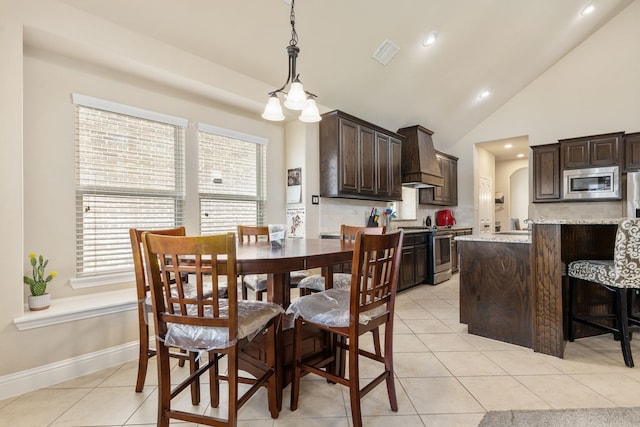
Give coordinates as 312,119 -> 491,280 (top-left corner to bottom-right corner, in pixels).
560,132 -> 623,170
418,151 -> 458,206
376,133 -> 403,200
319,110 -> 403,201
625,132 -> 640,171
450,228 -> 472,273
532,144 -> 561,202
398,232 -> 428,291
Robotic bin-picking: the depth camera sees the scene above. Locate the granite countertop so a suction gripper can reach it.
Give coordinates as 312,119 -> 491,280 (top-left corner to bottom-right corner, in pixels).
532,218 -> 622,225
456,231 -> 531,244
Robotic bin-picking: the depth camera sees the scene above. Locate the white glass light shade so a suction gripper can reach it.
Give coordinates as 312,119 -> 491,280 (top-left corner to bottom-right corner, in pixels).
261,95 -> 285,121
299,99 -> 321,123
284,80 -> 308,110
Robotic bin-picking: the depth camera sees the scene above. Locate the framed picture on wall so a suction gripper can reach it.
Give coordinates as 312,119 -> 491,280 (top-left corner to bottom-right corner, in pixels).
287,167 -> 302,203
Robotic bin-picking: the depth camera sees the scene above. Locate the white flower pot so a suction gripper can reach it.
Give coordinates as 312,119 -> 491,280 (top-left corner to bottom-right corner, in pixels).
28,293 -> 50,311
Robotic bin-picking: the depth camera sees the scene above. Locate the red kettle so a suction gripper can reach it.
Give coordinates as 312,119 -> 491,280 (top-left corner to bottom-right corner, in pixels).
436,210 -> 455,227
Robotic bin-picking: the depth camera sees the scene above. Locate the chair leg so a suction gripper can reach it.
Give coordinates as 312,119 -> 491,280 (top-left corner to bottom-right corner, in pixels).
266,320 -> 279,418
348,333 -> 363,427
135,323 -> 150,392
290,318 -> 303,411
384,323 -> 398,412
227,348 -> 238,427
371,327 -> 382,356
156,343 -> 172,427
209,351 -> 220,407
615,288 -> 634,368
241,278 -> 249,300
189,353 -> 201,405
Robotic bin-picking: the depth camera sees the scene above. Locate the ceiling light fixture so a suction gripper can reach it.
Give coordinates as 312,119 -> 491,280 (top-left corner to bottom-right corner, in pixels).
261,0 -> 321,123
517,153 -> 525,158
504,144 -> 513,149
423,31 -> 438,47
581,4 -> 595,16
478,90 -> 491,100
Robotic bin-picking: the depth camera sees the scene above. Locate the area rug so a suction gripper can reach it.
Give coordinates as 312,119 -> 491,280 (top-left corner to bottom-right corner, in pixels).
478,407 -> 640,426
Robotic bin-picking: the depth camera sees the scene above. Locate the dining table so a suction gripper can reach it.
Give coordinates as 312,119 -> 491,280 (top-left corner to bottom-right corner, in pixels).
234,237 -> 355,308
231,237 -> 356,407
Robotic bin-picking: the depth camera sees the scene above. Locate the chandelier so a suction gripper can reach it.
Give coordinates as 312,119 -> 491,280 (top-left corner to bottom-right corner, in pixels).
261,0 -> 321,123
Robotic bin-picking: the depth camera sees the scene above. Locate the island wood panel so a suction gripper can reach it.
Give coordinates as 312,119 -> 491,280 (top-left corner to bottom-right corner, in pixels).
531,224 -> 564,357
532,223 -> 619,358
459,240 -> 532,348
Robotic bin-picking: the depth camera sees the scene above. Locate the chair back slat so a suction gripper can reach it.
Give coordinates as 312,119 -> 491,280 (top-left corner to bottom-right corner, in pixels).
238,225 -> 270,243
340,224 -> 386,242
350,230 -> 403,318
129,227 -> 186,300
143,232 -> 238,342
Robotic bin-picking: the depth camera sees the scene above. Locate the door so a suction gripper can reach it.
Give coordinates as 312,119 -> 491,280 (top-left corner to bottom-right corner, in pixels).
479,176 -> 493,234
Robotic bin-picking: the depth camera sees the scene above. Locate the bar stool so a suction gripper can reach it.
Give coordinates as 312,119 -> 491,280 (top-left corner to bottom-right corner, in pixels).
567,218 -> 640,367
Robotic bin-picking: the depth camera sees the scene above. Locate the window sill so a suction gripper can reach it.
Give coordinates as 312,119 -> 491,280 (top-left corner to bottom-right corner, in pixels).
13,289 -> 137,331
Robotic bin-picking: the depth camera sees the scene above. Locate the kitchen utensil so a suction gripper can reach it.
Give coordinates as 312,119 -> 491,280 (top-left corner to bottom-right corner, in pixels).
426,216 -> 432,227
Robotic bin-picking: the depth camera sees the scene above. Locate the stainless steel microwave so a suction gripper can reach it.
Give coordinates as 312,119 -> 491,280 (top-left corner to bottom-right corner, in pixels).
563,166 -> 620,200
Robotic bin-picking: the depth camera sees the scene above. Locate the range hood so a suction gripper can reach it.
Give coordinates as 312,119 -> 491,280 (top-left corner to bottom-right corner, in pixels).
397,125 -> 444,188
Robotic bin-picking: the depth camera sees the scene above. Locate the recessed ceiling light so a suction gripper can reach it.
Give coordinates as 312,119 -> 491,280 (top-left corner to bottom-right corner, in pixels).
478,90 -> 490,100
581,4 -> 595,16
517,153 -> 525,158
423,31 -> 438,47
504,144 -> 513,149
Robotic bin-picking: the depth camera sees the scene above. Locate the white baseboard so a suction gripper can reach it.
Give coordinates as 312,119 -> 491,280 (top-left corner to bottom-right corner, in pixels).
0,341 -> 138,401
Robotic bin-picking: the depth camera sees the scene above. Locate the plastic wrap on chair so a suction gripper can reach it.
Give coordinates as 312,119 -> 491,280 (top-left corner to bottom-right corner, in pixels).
141,279 -> 226,325
163,300 -> 284,353
243,274 -> 268,292
286,288 -> 386,327
297,273 -> 353,292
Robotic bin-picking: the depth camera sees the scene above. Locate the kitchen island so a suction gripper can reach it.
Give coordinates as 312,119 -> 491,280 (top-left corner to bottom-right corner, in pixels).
457,219 -> 621,358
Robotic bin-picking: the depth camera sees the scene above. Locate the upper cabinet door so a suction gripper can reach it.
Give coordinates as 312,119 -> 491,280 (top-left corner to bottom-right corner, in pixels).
338,118 -> 359,194
560,132 -> 622,169
625,132 -> 640,172
359,126 -> 376,195
533,144 -> 561,202
376,133 -> 391,196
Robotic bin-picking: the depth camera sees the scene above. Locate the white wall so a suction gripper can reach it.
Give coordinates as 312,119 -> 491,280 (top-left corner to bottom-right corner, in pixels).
1,0 -> 287,382
495,159 -> 529,229
451,1 -> 640,222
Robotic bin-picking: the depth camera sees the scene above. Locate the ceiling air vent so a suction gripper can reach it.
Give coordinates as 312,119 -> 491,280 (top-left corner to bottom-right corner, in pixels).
372,39 -> 400,66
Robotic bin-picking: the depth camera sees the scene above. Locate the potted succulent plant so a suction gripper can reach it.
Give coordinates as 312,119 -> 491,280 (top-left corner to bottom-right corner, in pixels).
23,253 -> 57,311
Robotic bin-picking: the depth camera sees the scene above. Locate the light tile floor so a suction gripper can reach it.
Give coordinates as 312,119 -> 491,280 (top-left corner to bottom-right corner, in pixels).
3,274 -> 640,426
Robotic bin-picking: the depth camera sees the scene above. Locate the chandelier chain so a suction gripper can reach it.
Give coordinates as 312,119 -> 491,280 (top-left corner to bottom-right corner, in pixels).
289,0 -> 298,47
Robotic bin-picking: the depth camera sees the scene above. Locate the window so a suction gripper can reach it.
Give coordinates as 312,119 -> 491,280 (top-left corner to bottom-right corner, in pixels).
73,94 -> 186,277
198,123 -> 267,235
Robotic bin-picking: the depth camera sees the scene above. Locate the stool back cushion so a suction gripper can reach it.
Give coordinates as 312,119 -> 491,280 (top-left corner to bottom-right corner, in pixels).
615,219 -> 640,285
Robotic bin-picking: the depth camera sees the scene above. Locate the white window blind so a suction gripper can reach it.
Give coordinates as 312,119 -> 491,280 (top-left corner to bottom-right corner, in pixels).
198,124 -> 267,235
74,101 -> 185,276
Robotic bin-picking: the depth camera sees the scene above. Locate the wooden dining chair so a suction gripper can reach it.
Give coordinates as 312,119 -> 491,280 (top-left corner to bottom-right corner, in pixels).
287,230 -> 404,427
143,231 -> 283,426
129,227 -> 199,402
297,224 -> 386,294
237,225 -> 307,300
297,224 -> 386,355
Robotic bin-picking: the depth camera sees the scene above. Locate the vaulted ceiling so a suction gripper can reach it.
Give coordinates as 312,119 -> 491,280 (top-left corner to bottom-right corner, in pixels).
60,0 -> 634,155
